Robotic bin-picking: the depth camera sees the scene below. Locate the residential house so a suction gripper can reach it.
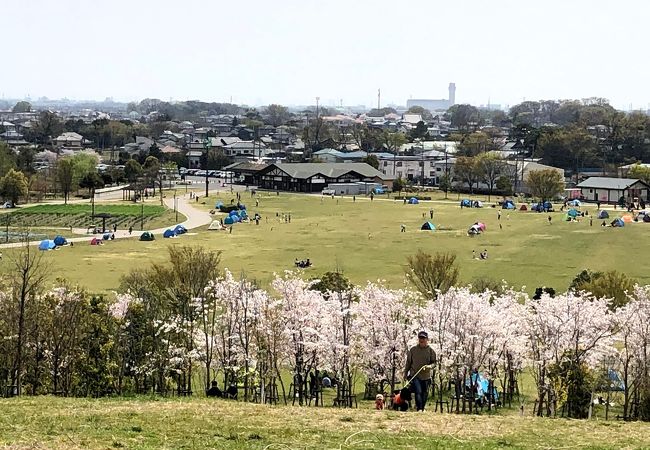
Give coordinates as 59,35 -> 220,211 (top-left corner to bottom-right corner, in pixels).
186,150 -> 203,169
312,149 -> 368,163
576,177 -> 649,203
54,132 -> 85,149
257,162 -> 393,192
123,136 -> 153,155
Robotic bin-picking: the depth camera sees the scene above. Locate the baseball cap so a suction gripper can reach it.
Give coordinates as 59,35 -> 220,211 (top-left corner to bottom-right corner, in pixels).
418,331 -> 428,339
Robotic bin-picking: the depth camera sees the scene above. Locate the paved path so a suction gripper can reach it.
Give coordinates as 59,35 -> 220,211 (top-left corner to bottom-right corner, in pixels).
0,194 -> 214,249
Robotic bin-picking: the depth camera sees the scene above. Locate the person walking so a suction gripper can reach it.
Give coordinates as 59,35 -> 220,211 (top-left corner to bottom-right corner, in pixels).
497,210 -> 501,221
404,331 -> 436,412
548,215 -> 552,225
429,209 -> 434,220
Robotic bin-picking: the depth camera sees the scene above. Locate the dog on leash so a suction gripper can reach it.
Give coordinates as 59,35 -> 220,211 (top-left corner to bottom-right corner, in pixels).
375,393 -> 385,410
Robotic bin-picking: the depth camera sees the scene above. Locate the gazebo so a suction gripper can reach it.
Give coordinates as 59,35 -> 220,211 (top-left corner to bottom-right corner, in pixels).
92,213 -> 113,233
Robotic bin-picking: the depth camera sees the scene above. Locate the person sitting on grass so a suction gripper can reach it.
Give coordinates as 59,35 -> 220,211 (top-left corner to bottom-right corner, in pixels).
206,380 -> 223,398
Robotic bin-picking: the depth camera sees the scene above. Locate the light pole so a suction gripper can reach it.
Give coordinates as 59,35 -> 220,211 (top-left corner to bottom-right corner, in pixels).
174,190 -> 178,223
140,202 -> 144,231
203,137 -> 210,198
444,142 -> 449,199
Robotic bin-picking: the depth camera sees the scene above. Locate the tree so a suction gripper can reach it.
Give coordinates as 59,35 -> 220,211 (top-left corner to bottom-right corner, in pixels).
0,141 -> 17,177
496,175 -> 513,196
570,269 -> 636,310
363,154 -> 379,169
446,104 -> 480,131
265,104 -> 290,127
526,169 -> 565,201
628,164 -> 650,185
476,153 -> 505,200
311,271 -> 352,297
382,131 -> 407,153
0,169 -> 28,205
457,131 -> 497,157
78,171 -> 105,198
406,106 -> 433,122
32,111 -> 64,147
405,251 -> 459,300
56,158 -> 75,204
410,121 -> 429,140
392,176 -> 405,194
124,159 -> 142,183
12,101 -> 32,113
143,156 -> 160,195
454,156 -> 481,193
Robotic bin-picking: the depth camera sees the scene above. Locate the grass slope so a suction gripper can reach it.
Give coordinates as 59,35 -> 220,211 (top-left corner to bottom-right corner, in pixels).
0,397 -> 648,449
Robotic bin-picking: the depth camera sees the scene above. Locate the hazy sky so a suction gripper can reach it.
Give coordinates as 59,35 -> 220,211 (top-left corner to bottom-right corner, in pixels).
2,0 -> 647,110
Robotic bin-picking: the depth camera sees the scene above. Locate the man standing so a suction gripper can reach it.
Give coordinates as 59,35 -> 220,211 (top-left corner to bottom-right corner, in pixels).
404,331 -> 436,412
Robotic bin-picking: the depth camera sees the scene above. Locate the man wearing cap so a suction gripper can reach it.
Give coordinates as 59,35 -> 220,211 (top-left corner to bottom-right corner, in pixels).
404,331 -> 436,412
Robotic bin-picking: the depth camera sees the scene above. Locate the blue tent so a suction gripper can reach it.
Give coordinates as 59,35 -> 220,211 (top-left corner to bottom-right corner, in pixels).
421,222 -> 436,230
409,197 -> 419,204
38,239 -> 56,251
215,201 -> 224,209
240,210 -> 248,219
460,199 -> 472,207
103,233 -> 111,240
598,210 -> 609,219
224,216 -> 235,225
567,208 -> 579,218
53,235 -> 67,246
174,225 -> 187,235
163,229 -> 176,238
229,210 -> 239,216
239,203 -> 246,210
568,199 -> 581,207
503,200 -> 516,210
231,214 -> 240,222
612,218 -> 625,227
608,369 -> 625,391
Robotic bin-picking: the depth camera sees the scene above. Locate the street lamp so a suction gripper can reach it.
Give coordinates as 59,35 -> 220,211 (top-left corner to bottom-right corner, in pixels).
203,137 -> 210,198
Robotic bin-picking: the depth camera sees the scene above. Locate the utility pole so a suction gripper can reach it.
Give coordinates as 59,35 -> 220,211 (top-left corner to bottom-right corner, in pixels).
203,137 -> 210,197
377,89 -> 381,110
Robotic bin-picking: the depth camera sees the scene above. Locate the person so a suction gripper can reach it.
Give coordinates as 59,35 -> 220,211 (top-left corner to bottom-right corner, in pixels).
353,195 -> 356,202
403,198 -> 407,205
497,210 -> 501,220
601,220 -> 607,227
288,214 -> 291,223
206,380 -> 223,398
128,226 -> 133,235
69,242 -> 73,247
429,209 -> 434,219
400,224 -> 406,233
590,217 -> 593,226
110,233 -> 115,240
597,200 -> 601,209
480,249 -> 488,260
472,250 -> 476,259
548,215 -> 552,225
370,192 -> 374,202
256,198 -> 259,207
404,331 -> 436,412
113,224 -> 117,233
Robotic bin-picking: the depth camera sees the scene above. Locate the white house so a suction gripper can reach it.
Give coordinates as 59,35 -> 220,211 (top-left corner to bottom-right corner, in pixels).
576,177 -> 649,203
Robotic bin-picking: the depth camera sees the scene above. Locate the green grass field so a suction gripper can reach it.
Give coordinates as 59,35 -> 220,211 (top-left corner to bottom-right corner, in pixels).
0,396 -> 648,449
11,192 -> 649,294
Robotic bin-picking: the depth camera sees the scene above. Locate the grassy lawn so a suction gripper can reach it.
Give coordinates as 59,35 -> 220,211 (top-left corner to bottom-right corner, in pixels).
4,192 -> 649,294
0,396 -> 648,449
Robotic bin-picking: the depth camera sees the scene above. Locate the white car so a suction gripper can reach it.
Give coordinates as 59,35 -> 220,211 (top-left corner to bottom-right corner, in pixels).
322,188 -> 336,195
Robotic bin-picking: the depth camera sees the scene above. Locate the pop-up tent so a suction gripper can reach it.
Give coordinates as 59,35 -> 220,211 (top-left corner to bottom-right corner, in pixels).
38,239 -> 56,251
208,221 -> 223,230
520,204 -> 528,211
90,237 -> 102,245
163,229 -> 176,238
611,218 -> 625,227
421,222 -> 436,231
140,231 -> 155,241
644,215 -> 650,223
622,214 -> 633,223
568,199 -> 581,207
53,235 -> 67,246
224,216 -> 236,225
473,200 -> 483,208
174,224 -> 188,235
476,222 -> 486,231
567,208 -> 580,218
409,197 -> 419,204
229,210 -> 239,217
468,224 -> 481,235
103,233 -> 111,240
215,201 -> 224,209
598,210 -> 609,219
503,199 -> 516,209
460,199 -> 472,207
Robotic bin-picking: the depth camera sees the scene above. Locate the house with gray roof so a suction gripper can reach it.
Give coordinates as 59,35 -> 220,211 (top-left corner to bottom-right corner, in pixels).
576,177 -> 649,203
257,162 -> 392,192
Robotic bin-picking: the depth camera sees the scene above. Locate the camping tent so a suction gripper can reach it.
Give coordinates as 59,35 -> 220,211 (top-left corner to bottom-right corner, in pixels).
568,199 -> 581,207
421,222 -> 436,231
229,210 -> 239,216
53,235 -> 67,246
460,199 -> 472,207
139,231 -> 155,241
409,197 -> 419,204
612,218 -> 625,227
208,221 -> 223,230
103,233 -> 111,240
598,210 -> 609,219
503,200 -> 516,209
90,237 -> 102,245
215,201 -> 224,209
644,215 -> 650,223
163,229 -> 176,238
224,216 -> 236,225
622,214 -> 633,223
520,204 -> 528,211
476,222 -> 486,231
38,239 -> 56,251
174,225 -> 188,235
468,225 -> 481,235
567,208 -> 580,218
473,200 -> 483,208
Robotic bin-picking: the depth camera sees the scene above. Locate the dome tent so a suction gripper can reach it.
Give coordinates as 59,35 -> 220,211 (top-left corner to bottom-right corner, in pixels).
460,199 -> 472,207
598,210 -> 609,219
611,218 -> 625,227
568,199 -> 581,207
644,215 -> 650,223
90,237 -> 102,245
103,233 -> 111,240
421,222 -> 436,231
163,229 -> 176,238
519,204 -> 528,211
503,199 -> 516,209
38,239 -> 56,251
174,224 -> 188,235
408,197 -> 419,204
567,208 -> 580,218
139,231 -> 155,241
53,235 -> 67,246
215,201 -> 224,209
224,216 -> 236,225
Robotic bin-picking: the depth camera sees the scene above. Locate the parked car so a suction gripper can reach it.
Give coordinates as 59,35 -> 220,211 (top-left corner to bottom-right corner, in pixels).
322,188 -> 336,195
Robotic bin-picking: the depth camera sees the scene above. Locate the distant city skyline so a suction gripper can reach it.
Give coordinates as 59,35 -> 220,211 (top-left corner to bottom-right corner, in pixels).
1,0 -> 648,111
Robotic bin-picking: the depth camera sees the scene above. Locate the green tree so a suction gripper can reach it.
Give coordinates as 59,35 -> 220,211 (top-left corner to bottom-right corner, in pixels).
382,131 -> 407,153
628,164 -> 650,185
79,171 -> 105,198
0,141 -> 17,177
124,159 -> 143,183
476,152 -> 505,200
12,101 -> 32,113
457,131 -> 497,157
410,121 -> 429,140
311,271 -> 352,298
392,176 -> 405,194
406,105 -> 433,122
32,111 -> 64,146
570,269 -> 636,310
406,251 -> 459,300
56,157 -> 75,204
496,175 -> 513,196
363,154 -> 379,169
446,104 -> 480,131
0,169 -> 28,205
526,169 -> 565,201
454,156 -> 481,193
265,104 -> 290,126
71,152 -> 99,185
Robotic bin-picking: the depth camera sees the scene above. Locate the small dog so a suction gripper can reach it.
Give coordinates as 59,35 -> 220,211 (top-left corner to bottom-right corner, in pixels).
392,387 -> 412,412
375,393 -> 385,410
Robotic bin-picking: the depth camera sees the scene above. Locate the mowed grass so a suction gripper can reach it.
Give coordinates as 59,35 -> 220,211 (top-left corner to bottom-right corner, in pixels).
0,396 -> 649,449
11,203 -> 166,216
5,193 -> 650,294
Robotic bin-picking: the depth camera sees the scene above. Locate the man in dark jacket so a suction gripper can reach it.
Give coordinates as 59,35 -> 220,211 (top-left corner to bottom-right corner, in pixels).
206,380 -> 223,398
404,330 -> 436,412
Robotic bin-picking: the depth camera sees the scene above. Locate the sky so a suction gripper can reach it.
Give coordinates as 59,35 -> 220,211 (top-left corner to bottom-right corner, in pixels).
1,0 -> 648,110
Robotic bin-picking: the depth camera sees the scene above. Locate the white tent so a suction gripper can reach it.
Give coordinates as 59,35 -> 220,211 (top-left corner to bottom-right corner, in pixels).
208,221 -> 224,230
